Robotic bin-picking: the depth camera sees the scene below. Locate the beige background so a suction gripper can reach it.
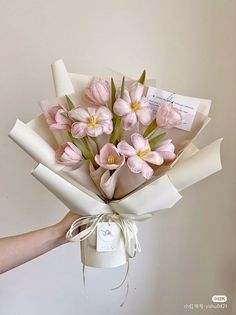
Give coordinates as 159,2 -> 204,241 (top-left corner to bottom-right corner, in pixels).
0,0 -> 235,314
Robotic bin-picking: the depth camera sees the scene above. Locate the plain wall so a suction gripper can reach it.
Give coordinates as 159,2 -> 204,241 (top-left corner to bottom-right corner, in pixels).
0,1 -> 235,314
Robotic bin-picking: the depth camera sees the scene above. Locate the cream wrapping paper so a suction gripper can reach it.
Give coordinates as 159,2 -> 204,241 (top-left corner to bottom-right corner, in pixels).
80,226 -> 127,268
8,59 -> 223,268
51,59 -> 75,97
167,138 -> 223,191
32,164 -> 112,216
9,118 -> 62,172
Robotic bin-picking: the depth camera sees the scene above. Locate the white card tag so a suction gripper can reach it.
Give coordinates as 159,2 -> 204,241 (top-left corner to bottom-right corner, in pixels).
146,86 -> 200,131
96,222 -> 122,252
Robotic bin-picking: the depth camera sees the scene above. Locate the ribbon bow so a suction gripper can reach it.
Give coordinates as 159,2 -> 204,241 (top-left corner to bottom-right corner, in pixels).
66,213 -> 141,258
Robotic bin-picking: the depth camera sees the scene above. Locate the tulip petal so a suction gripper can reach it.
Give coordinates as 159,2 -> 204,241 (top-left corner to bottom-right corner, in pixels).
156,102 -> 182,129
95,143 -> 125,170
136,108 -> 153,126
113,98 -> 131,116
127,155 -> 144,174
69,108 -> 90,122
129,83 -> 144,103
71,122 -> 87,138
154,139 -> 176,160
122,112 -> 137,130
160,151 -> 176,160
55,142 -> 82,166
87,107 -> 97,117
141,161 -> 154,179
50,123 -> 68,130
101,120 -> 113,134
96,81 -> 110,104
131,133 -> 149,152
99,143 -> 117,163
86,125 -> 103,137
55,110 -> 69,124
84,88 -> 98,105
117,140 -> 136,157
143,151 -> 163,165
96,106 -> 113,121
116,88 -> 131,104
139,97 -> 150,108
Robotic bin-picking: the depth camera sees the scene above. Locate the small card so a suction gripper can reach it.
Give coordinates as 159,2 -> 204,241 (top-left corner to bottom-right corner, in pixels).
146,86 -> 200,131
96,222 -> 122,252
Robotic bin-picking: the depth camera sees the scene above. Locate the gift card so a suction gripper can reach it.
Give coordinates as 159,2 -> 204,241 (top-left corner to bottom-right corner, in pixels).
96,222 -> 122,252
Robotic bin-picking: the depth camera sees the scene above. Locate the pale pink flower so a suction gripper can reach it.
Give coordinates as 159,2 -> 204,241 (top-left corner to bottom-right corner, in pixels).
69,106 -> 113,138
84,79 -> 110,106
155,139 -> 176,161
113,83 -> 153,130
156,102 -> 182,129
117,133 -> 163,179
46,105 -> 70,130
95,143 -> 125,170
55,142 -> 82,166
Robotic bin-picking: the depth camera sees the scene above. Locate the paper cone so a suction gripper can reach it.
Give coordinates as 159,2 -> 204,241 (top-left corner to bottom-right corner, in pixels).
51,59 -> 74,97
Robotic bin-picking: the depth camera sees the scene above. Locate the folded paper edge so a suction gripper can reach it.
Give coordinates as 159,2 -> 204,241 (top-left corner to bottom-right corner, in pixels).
110,174 -> 182,215
8,119 -> 63,172
31,163 -> 111,216
167,138 -> 223,191
51,59 -> 74,97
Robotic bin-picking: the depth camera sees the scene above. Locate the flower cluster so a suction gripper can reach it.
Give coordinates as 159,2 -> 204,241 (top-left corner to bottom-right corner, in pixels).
47,72 -> 182,179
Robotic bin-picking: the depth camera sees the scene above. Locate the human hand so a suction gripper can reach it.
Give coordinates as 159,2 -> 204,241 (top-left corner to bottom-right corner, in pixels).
53,211 -> 82,245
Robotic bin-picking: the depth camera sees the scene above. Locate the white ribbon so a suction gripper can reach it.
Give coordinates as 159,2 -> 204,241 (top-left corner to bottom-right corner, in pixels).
66,213 -> 141,258
66,213 -> 141,306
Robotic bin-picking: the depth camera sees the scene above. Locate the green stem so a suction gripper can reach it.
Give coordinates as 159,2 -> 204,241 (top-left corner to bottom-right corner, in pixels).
83,136 -> 94,155
110,115 -> 122,145
149,132 -> 166,149
72,137 -> 97,169
90,137 -> 100,153
143,119 -> 158,138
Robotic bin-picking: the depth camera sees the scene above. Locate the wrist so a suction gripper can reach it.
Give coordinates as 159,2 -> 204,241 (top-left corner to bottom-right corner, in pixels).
51,223 -> 69,247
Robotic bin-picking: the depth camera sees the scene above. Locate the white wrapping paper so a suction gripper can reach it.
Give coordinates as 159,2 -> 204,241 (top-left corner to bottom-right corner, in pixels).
8,59 -> 223,268
51,59 -> 74,97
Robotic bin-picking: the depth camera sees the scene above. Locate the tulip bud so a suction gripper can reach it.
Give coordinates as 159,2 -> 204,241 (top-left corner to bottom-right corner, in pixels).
84,79 -> 110,106
156,102 -> 182,129
55,142 -> 82,166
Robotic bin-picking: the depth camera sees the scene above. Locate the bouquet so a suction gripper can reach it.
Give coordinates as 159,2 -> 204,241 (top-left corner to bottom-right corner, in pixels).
9,59 -> 222,268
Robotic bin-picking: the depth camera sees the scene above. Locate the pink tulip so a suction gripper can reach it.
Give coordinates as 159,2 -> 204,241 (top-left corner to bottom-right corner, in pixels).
156,102 -> 182,129
46,105 -> 70,130
113,83 -> 153,130
95,143 -> 125,170
117,133 -> 163,179
69,106 -> 113,138
155,139 -> 176,161
55,142 -> 82,166
84,79 -> 110,106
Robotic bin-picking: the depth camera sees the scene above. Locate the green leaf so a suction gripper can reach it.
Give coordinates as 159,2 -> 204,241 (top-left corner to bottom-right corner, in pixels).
111,77 -> 116,110
120,76 -> 125,98
71,137 -> 97,168
149,132 -> 166,149
109,77 -> 125,144
110,115 -> 122,144
65,95 -> 75,111
143,119 -> 158,138
138,70 -> 146,85
60,112 -> 69,120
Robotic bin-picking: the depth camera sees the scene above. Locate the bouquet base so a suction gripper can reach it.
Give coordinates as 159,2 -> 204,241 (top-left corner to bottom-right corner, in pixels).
80,227 -> 128,268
